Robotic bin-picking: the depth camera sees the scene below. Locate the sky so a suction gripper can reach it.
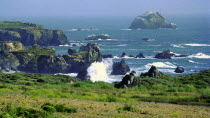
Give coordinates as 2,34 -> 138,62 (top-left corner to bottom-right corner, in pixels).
0,0 -> 209,17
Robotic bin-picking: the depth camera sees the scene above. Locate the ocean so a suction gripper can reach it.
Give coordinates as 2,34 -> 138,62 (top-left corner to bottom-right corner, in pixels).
1,15 -> 210,82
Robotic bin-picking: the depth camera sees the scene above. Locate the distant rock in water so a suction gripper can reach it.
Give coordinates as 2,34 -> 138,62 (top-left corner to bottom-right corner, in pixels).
0,21 -> 69,46
85,34 -> 111,40
154,50 -> 175,59
129,11 -> 177,29
136,53 -> 145,58
142,38 -> 155,42
121,52 -> 127,58
175,66 -> 184,73
111,59 -> 130,75
140,66 -> 163,78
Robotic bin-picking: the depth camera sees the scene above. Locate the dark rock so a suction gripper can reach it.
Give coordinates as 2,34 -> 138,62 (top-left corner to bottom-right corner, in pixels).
76,70 -> 89,80
85,34 -> 111,40
129,11 -> 177,29
154,50 -> 175,59
140,66 -> 163,78
111,59 -> 130,75
175,66 -> 184,73
72,44 -> 77,46
121,52 -> 127,57
114,72 -> 140,88
102,54 -> 113,58
67,48 -> 76,55
136,53 -> 145,58
142,38 -> 155,42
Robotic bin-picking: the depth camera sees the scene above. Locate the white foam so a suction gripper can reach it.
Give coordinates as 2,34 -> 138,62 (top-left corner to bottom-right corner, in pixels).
121,29 -> 132,31
189,53 -> 210,59
145,62 -> 176,68
117,44 -> 127,46
170,44 -> 185,48
184,44 -> 210,47
55,73 -> 78,77
59,44 -> 71,47
87,59 -> 115,83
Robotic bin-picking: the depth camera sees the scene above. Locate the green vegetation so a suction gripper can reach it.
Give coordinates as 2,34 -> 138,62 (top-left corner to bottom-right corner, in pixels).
0,21 -> 44,30
0,69 -> 210,117
15,44 -> 55,55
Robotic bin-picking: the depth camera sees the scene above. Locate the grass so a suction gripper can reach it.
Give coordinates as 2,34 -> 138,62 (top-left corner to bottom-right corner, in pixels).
0,71 -> 210,117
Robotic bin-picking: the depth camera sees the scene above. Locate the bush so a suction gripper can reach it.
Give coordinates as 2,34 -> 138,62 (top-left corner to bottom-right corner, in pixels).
42,105 -> 56,113
65,107 -> 77,113
123,104 -> 137,112
106,94 -> 118,102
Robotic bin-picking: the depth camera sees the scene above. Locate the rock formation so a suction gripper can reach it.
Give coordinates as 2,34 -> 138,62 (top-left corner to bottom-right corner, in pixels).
140,66 -> 163,78
175,66 -> 184,73
111,59 -> 130,75
0,41 -> 102,79
154,50 -> 175,59
85,34 -> 111,40
129,11 -> 177,29
136,53 -> 145,58
0,21 -> 69,46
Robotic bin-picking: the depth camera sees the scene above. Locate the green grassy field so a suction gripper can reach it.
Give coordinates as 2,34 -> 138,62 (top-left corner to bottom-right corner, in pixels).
0,71 -> 210,118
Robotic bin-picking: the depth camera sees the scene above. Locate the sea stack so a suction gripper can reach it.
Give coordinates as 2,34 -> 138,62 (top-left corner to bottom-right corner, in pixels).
129,11 -> 177,29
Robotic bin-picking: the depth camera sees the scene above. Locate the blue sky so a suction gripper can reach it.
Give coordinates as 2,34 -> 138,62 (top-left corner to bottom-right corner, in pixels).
0,0 -> 209,16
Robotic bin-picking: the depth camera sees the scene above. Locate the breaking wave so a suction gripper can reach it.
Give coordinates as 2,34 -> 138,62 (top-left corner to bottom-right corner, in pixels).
184,44 -> 210,47
189,53 -> 210,59
145,62 -> 176,68
170,44 -> 185,48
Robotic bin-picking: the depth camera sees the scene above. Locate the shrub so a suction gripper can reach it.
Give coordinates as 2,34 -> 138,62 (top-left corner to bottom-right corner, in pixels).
123,104 -> 137,112
65,107 -> 77,113
106,94 -> 118,102
42,105 -> 56,113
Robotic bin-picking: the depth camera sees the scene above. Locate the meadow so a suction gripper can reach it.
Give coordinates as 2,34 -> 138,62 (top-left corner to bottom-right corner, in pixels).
0,70 -> 210,118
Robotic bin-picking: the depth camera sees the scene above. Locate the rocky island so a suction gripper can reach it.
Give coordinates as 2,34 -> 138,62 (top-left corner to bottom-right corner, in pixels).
129,11 -> 177,29
0,21 -> 69,46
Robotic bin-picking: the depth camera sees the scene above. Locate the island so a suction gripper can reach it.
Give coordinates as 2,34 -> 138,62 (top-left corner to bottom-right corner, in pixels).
0,21 -> 69,46
129,11 -> 177,29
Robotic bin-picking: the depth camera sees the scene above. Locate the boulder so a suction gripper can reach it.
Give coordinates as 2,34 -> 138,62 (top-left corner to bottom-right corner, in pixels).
140,66 -> 163,78
111,59 -> 130,75
154,50 -> 175,59
136,53 -> 145,58
129,11 -> 177,29
175,66 -> 184,73
121,52 -> 127,58
0,41 -> 24,52
67,48 -> 76,55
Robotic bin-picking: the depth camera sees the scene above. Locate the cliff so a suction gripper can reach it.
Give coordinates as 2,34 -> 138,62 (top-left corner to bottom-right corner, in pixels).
129,11 -> 177,29
0,21 -> 69,46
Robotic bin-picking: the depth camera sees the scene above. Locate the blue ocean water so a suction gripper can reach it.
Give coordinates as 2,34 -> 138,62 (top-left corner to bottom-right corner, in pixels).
1,15 -> 210,79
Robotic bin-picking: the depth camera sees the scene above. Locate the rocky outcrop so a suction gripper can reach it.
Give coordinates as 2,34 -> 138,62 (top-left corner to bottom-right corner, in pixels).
129,11 -> 177,29
136,53 -> 145,58
85,34 -> 111,40
175,66 -> 184,73
121,52 -> 127,58
154,50 -> 175,59
114,72 -> 140,88
140,66 -> 163,78
0,21 -> 69,46
0,41 -> 102,79
111,59 -> 130,75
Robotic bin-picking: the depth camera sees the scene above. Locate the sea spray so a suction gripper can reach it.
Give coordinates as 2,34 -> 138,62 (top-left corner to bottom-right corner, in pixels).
87,59 -> 112,82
